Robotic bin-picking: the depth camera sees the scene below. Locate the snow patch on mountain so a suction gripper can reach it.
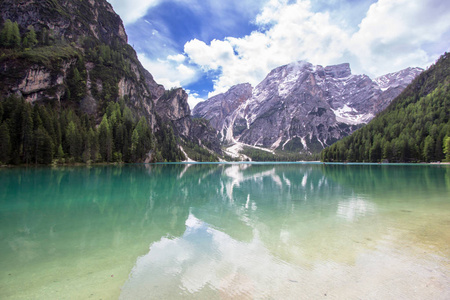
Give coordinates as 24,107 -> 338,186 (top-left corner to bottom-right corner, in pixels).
331,105 -> 373,125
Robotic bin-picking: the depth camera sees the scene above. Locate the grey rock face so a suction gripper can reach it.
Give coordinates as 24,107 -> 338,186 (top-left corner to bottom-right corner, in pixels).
373,67 -> 423,111
0,0 -> 127,45
156,88 -> 191,137
156,88 -> 222,155
0,0 -> 163,123
193,61 -> 422,152
193,83 -> 252,141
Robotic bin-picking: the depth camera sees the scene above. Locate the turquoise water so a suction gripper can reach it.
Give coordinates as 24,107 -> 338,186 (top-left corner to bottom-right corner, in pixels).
1,163 -> 449,299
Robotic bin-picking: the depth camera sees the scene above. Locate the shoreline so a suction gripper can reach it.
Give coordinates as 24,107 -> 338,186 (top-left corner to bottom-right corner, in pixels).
2,161 -> 450,168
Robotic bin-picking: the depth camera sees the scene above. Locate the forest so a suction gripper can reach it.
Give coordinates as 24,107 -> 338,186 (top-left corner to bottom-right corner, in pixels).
0,96 -> 187,165
321,53 -> 450,163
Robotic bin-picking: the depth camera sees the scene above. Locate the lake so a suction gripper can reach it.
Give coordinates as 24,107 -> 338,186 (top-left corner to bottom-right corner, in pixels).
1,163 -> 449,299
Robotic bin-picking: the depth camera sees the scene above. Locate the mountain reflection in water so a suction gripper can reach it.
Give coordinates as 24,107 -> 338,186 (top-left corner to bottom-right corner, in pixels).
1,164 -> 449,299
119,163 -> 450,299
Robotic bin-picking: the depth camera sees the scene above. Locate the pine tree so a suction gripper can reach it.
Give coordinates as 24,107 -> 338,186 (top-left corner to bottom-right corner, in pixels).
23,25 -> 38,48
443,136 -> 450,162
0,122 -> 11,164
11,21 -> 21,48
66,121 -> 81,159
131,128 -> 139,160
98,115 -> 113,162
34,126 -> 54,164
423,135 -> 435,162
0,19 -> 13,47
22,104 -> 34,164
68,66 -> 86,102
56,144 -> 65,160
87,128 -> 99,162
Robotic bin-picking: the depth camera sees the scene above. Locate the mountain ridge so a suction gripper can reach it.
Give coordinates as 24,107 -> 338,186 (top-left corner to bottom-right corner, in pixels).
193,61 -> 422,158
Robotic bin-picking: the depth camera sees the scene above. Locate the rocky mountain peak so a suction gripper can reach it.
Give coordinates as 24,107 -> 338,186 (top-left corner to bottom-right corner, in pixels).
322,63 -> 352,78
156,88 -> 191,121
194,61 -> 423,155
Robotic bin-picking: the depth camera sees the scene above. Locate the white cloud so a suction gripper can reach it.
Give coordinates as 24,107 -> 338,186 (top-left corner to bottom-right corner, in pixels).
137,53 -> 201,90
183,0 -> 450,97
185,90 -> 205,109
108,0 -> 161,24
350,0 -> 450,75
167,54 -> 186,63
184,39 -> 237,71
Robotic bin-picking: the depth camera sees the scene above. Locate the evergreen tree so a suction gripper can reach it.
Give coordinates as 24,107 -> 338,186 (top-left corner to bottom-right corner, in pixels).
11,21 -> 21,48
157,122 -> 184,162
0,19 -> 13,47
131,128 -> 139,161
66,121 -> 81,159
22,104 -> 34,164
0,122 -> 11,164
56,144 -> 65,160
444,136 -> 450,162
34,126 -> 54,164
23,25 -> 38,48
68,66 -> 86,102
423,135 -> 435,162
87,128 -> 99,162
135,117 -> 153,159
98,115 -> 113,162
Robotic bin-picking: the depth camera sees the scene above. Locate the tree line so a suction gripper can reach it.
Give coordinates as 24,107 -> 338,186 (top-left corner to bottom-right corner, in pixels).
0,96 -> 186,165
241,147 -> 320,162
322,53 -> 450,163
0,19 -> 54,49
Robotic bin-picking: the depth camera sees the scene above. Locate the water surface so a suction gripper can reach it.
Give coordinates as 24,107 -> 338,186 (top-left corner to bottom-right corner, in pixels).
1,163 -> 449,299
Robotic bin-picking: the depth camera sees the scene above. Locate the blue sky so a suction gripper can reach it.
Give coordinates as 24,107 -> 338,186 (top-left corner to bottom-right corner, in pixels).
109,0 -> 450,108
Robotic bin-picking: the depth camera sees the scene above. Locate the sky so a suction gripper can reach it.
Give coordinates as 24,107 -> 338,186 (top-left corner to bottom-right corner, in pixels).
108,0 -> 450,108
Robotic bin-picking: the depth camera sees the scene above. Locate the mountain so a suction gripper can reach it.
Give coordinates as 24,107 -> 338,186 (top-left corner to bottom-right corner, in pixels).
193,62 -> 422,158
0,0 -> 220,164
321,53 -> 450,163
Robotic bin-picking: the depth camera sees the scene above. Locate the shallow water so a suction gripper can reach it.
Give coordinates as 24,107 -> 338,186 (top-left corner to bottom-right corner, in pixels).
1,163 -> 449,299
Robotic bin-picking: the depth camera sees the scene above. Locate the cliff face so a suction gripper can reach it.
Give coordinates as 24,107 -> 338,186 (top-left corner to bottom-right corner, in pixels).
194,62 -> 422,153
0,0 -> 127,44
155,88 -> 222,154
0,0 -> 221,159
193,83 -> 253,142
0,0 -> 164,123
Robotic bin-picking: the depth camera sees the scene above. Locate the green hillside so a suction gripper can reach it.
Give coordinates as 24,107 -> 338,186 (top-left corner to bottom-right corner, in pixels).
321,53 -> 450,163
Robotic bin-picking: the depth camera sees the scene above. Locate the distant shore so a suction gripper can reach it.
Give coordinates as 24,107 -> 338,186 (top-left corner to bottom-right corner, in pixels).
2,161 -> 450,168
